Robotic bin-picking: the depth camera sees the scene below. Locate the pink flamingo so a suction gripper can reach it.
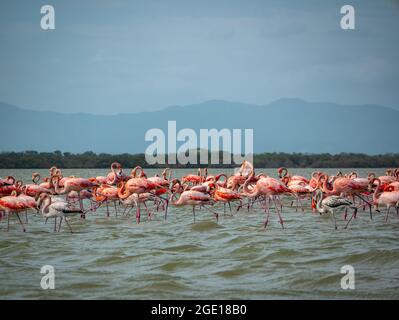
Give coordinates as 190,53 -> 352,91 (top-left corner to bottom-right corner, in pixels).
0,191 -> 30,232
0,176 -> 15,187
182,168 -> 205,185
22,184 -> 51,199
32,173 -> 53,189
384,181 -> 399,192
52,175 -> 98,211
170,179 -> 216,223
147,168 -> 172,197
278,167 -> 309,184
370,178 -> 399,222
120,192 -> 155,220
118,166 -> 161,223
368,172 -> 397,191
0,184 -> 19,197
93,184 -> 119,217
96,162 -> 128,185
320,173 -> 372,219
242,170 -> 291,229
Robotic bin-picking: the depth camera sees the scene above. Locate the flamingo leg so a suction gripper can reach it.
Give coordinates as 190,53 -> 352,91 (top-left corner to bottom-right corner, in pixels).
58,217 -> 63,232
143,202 -> 152,221
355,194 -> 372,220
331,210 -> 337,230
163,198 -> 169,221
136,200 -> 141,224
272,197 -> 284,229
263,210 -> 270,229
54,217 -> 57,232
344,208 -> 357,229
7,213 -> 10,231
203,205 -> 219,223
25,210 -> 28,224
64,217 -> 73,233
385,206 -> 391,222
15,213 -> 26,232
114,201 -> 118,216
106,201 -> 110,217
126,206 -> 133,217
236,200 -> 243,213
298,196 -> 305,213
78,191 -> 84,211
192,206 -> 196,224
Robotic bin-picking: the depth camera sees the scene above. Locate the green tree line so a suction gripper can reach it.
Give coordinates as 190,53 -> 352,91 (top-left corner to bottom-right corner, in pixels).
0,151 -> 398,169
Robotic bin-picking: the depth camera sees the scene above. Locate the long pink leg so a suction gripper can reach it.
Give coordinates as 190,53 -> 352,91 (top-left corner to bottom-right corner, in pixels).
272,197 -> 284,229
263,199 -> 270,229
136,200 -> 141,224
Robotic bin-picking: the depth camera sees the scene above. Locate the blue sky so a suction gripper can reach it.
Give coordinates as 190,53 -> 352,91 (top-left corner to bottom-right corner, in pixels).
0,0 -> 398,114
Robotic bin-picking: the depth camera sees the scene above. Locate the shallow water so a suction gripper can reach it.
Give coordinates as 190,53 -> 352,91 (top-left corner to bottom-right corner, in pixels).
0,168 -> 398,299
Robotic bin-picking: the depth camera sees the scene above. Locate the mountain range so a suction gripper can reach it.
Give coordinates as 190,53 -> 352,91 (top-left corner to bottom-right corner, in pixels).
0,99 -> 398,154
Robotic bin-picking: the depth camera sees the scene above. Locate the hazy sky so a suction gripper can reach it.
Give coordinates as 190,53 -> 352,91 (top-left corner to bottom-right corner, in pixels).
0,0 -> 398,114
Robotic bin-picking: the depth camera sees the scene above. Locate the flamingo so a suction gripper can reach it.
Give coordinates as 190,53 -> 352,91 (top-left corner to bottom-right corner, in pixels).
118,166 -> 161,223
278,167 -> 309,184
384,181 -> 399,192
32,173 -> 53,189
368,172 -> 396,191
0,176 -> 15,187
21,184 -> 51,199
120,192 -> 155,220
214,186 -> 242,215
313,189 -> 357,229
93,184 -> 119,217
52,175 -> 98,211
370,178 -> 399,222
170,179 -> 217,223
0,184 -> 19,197
320,173 -> 372,219
182,168 -> 204,185
242,170 -> 291,229
37,193 -> 82,232
96,162 -> 129,185
0,191 -> 30,232
147,168 -> 171,196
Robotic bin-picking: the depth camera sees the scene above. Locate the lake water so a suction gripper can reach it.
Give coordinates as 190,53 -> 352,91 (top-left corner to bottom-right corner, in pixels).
0,168 -> 398,299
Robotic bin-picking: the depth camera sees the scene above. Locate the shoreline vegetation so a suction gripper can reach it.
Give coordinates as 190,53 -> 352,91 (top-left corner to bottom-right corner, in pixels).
0,151 -> 399,169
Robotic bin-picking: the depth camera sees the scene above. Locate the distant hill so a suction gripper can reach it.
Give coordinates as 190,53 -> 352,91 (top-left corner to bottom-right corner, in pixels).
0,99 -> 398,154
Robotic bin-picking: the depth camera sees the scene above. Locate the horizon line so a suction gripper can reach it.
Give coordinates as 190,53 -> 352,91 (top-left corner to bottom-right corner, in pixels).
1,98 -> 397,116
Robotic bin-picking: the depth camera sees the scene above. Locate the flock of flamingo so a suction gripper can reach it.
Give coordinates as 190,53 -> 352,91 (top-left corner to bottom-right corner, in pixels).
0,161 -> 399,233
